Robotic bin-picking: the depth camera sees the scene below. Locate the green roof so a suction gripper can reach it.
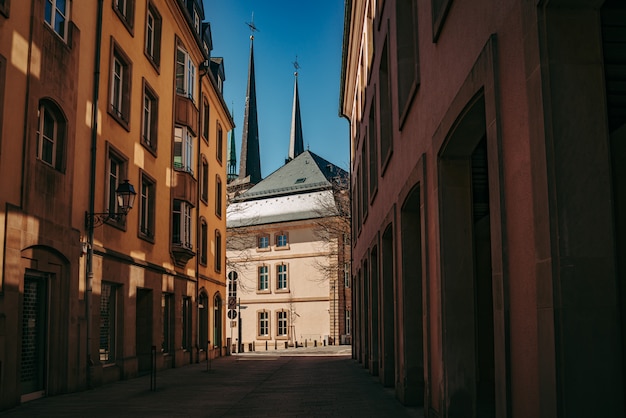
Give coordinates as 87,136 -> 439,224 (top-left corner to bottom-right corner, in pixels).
234,150 -> 347,201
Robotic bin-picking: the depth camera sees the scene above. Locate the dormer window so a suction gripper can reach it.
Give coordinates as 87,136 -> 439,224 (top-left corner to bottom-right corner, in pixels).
193,10 -> 200,34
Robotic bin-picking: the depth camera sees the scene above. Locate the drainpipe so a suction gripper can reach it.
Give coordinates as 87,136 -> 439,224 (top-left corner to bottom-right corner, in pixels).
86,0 -> 105,389
195,61 -> 209,363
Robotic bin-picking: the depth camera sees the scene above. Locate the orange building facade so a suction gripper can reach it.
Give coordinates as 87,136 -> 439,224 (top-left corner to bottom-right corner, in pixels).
0,0 -> 232,409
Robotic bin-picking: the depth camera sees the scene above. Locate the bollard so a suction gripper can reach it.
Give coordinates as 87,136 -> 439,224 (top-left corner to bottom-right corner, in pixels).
285,341 -> 288,349
266,341 -> 268,351
305,340 -> 307,348
275,340 -> 277,350
324,340 -> 326,346
150,345 -> 157,391
314,340 -> 317,347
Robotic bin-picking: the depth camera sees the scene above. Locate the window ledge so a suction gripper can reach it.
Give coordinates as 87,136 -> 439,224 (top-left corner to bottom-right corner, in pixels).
139,231 -> 155,244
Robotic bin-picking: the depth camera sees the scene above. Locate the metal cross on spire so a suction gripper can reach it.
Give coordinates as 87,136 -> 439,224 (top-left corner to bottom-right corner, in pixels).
293,55 -> 300,76
245,12 -> 259,40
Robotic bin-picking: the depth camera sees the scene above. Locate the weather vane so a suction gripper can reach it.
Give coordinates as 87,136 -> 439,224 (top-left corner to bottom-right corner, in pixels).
293,55 -> 300,76
245,12 -> 259,40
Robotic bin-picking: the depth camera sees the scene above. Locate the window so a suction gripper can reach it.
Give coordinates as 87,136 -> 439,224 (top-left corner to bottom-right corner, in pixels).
141,80 -> 158,152
277,263 -> 288,291
432,0 -> 453,41
0,0 -> 10,17
353,177 -> 360,238
276,232 -> 288,248
176,46 -> 196,102
139,173 -> 155,239
215,176 -> 222,217
379,40 -> 393,172
0,56 -> 4,149
368,99 -> 378,197
161,293 -> 173,353
145,2 -> 161,67
277,311 -> 288,337
172,200 -> 192,249
202,98 -> 210,140
258,311 -> 269,337
109,42 -> 132,127
193,9 -> 200,34
214,230 -> 222,272
200,219 -> 208,265
257,235 -> 269,249
36,100 -> 66,171
216,123 -> 223,162
258,265 -> 269,291
201,157 -> 209,203
345,310 -> 351,335
396,0 -> 420,121
174,126 -> 194,174
45,0 -> 68,39
344,263 -> 351,288
106,148 -> 127,222
113,0 -> 134,31
182,296 -> 192,350
361,146 -> 369,219
99,282 -> 118,363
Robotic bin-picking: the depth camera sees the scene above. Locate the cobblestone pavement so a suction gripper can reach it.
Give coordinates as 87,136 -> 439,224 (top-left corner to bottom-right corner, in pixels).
2,346 -> 424,417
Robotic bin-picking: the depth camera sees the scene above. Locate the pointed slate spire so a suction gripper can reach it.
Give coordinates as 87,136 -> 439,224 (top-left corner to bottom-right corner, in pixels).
239,16 -> 262,184
289,59 -> 304,161
227,108 -> 238,182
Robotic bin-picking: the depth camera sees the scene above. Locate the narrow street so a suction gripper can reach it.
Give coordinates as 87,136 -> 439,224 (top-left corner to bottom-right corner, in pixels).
2,347 -> 423,417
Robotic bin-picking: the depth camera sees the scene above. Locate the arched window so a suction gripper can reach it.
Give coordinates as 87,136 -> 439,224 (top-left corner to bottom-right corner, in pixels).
200,218 -> 208,265
37,99 -> 66,171
215,175 -> 222,217
214,229 -> 222,272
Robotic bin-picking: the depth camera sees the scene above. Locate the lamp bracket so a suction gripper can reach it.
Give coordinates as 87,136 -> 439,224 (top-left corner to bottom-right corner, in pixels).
85,211 -> 127,229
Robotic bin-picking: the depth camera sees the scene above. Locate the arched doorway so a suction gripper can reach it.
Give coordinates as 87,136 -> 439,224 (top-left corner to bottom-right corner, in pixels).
438,95 -> 495,417
19,245 -> 70,402
213,293 -> 223,350
400,185 -> 424,406
380,224 -> 395,387
198,292 -> 208,351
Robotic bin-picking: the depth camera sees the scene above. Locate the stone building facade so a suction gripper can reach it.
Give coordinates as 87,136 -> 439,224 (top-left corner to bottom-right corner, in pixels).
341,0 -> 625,416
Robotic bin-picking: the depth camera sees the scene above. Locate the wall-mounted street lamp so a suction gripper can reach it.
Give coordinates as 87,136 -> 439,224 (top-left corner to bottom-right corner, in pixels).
85,180 -> 137,228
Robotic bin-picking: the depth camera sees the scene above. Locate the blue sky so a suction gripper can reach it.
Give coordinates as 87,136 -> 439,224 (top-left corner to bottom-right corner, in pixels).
203,1 -> 350,177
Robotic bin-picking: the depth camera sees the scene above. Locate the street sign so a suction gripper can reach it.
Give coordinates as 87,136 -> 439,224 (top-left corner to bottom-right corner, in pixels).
228,296 -> 237,310
227,309 -> 237,319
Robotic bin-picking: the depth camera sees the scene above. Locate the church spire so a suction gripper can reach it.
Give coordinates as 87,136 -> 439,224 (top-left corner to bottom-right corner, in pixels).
238,14 -> 262,184
227,107 -> 238,182
288,57 -> 304,161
